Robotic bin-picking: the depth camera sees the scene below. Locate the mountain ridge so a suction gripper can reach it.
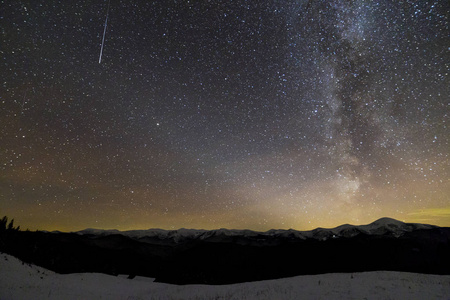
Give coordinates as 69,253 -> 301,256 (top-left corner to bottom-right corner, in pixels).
75,217 -> 438,242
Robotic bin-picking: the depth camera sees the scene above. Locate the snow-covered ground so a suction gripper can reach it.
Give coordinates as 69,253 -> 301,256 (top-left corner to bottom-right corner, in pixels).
1,253 -> 449,300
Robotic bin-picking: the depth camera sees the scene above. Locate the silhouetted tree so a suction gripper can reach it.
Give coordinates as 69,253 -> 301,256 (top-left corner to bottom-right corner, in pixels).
0,215 -> 21,252
0,216 -> 7,232
0,216 -> 20,232
7,218 -> 14,231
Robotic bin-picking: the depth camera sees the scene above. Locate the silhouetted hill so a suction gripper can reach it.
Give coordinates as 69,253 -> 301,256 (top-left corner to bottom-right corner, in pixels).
0,218 -> 449,284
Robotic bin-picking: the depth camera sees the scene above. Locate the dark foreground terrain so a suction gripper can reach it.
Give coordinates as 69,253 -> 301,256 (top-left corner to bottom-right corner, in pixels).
1,218 -> 449,284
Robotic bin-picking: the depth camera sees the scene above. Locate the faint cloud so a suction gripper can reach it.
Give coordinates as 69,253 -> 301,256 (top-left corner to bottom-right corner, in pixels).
407,207 -> 450,226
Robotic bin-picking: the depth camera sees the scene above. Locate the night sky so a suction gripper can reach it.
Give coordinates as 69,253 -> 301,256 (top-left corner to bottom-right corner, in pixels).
1,0 -> 449,232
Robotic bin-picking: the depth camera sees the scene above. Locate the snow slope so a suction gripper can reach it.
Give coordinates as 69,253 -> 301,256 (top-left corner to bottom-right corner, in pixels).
1,253 -> 449,300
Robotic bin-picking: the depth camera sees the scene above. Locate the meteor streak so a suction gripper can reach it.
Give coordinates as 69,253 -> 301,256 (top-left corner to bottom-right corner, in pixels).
99,0 -> 110,64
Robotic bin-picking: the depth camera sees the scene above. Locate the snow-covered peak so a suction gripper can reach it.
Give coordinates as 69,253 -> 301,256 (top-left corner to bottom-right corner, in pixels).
370,217 -> 405,226
77,228 -> 121,236
358,217 -> 436,237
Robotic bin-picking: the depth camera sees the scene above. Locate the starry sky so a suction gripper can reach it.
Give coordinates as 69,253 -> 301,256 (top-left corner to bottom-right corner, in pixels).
1,0 -> 449,232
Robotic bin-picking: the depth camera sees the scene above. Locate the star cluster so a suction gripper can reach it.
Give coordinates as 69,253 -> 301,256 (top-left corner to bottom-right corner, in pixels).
1,0 -> 449,231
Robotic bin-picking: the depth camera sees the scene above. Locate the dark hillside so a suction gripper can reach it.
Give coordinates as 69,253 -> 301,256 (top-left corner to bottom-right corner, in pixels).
1,223 -> 449,284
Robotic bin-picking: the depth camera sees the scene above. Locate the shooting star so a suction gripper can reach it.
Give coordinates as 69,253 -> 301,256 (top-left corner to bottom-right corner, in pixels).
99,0 -> 110,64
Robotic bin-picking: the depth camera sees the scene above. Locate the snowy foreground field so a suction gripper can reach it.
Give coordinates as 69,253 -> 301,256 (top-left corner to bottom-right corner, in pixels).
1,253 -> 449,300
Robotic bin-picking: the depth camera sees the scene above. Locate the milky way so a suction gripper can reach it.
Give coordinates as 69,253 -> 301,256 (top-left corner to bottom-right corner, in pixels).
1,0 -> 449,231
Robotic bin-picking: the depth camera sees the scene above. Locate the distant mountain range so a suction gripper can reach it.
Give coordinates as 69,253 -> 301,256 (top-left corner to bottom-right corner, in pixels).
76,217 -> 438,244
1,218 -> 449,284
